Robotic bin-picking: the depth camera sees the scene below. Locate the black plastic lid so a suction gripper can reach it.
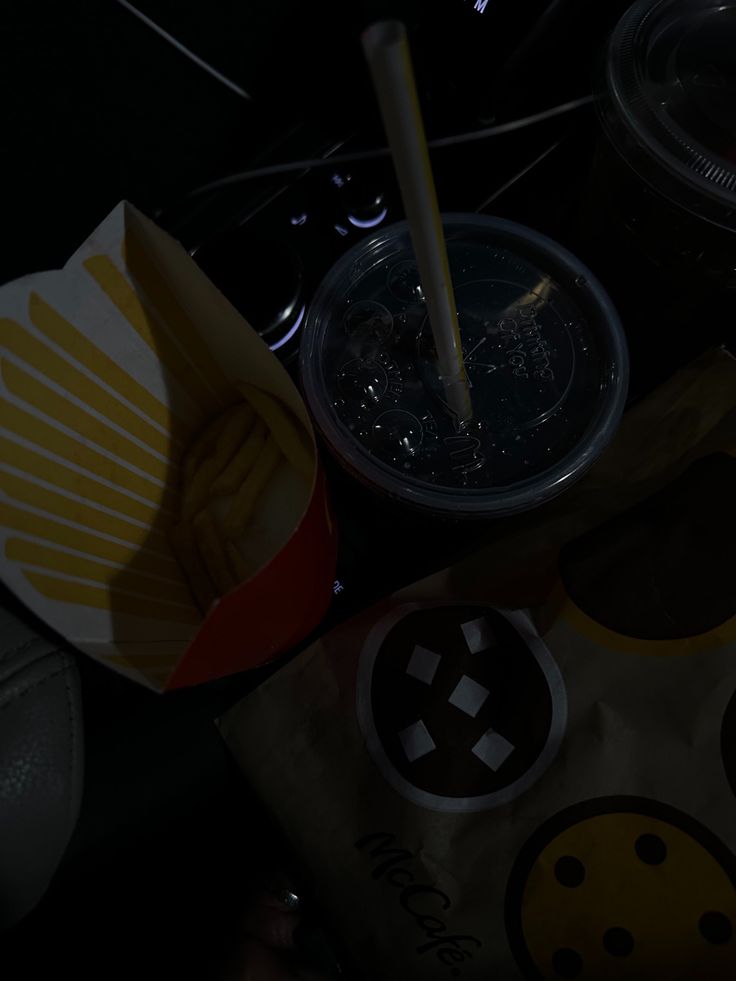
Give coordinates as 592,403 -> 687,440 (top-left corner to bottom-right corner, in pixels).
602,0 -> 736,226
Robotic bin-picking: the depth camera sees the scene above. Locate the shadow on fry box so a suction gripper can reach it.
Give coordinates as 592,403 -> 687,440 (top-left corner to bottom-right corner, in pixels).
0,202 -> 337,692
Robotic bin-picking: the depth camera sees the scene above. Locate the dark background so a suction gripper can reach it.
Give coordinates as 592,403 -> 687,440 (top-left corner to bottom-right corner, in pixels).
3,0 -> 618,282
3,0 -> 432,282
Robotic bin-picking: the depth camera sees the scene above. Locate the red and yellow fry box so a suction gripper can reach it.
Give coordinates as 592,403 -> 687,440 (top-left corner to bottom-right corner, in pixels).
0,202 -> 337,690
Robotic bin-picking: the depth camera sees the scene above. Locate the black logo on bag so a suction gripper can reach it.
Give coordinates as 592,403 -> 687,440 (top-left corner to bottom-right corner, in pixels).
355,830 -> 482,977
356,603 -> 567,812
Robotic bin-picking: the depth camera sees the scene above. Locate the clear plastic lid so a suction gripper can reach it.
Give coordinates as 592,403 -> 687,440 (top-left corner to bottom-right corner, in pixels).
601,0 -> 736,227
300,215 -> 628,516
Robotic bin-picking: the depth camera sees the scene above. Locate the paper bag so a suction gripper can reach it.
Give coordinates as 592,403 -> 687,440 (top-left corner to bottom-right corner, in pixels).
221,355 -> 736,980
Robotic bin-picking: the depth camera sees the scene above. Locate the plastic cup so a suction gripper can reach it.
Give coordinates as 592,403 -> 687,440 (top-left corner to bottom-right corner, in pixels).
300,213 -> 628,518
593,0 -> 736,290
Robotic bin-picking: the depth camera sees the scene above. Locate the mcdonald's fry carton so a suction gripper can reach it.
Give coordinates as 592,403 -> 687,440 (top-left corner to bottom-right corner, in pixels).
0,202 -> 337,690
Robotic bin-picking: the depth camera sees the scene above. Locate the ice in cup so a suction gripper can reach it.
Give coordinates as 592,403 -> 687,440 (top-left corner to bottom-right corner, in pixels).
300,214 -> 628,517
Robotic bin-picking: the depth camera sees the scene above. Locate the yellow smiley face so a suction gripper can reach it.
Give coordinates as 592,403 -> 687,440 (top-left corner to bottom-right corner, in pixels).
507,801 -> 736,980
